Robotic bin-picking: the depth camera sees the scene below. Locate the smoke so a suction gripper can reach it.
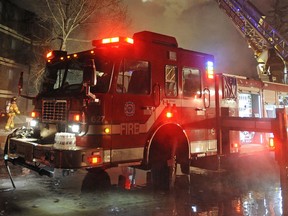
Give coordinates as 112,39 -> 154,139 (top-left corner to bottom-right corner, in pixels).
142,0 -> 210,18
125,0 -> 259,78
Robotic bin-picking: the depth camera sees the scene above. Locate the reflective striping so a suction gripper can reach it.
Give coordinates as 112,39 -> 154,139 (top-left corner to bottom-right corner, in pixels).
190,139 -> 217,154
86,96 -> 215,136
86,102 -> 166,135
111,147 -> 144,162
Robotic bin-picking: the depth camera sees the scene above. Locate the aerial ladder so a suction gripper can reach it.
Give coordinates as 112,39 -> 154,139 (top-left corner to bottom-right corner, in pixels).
215,0 -> 288,83
216,1 -> 288,212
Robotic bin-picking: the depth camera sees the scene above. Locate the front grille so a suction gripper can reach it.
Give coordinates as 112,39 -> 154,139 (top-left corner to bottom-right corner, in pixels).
42,100 -> 67,123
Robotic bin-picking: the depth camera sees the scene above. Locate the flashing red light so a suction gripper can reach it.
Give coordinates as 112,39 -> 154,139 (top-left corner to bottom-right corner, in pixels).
92,36 -> 134,47
102,37 -> 119,44
125,37 -> 134,44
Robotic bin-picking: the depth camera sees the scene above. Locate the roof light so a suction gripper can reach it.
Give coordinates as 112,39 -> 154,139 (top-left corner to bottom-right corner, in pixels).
207,61 -> 214,79
125,37 -> 134,44
46,51 -> 53,59
92,36 -> 134,47
46,50 -> 67,61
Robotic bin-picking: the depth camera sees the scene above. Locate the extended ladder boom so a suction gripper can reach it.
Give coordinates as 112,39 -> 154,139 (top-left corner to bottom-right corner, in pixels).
216,0 -> 288,60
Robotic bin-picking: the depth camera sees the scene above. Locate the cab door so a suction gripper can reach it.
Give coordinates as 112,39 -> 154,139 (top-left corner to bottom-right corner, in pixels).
111,59 -> 155,163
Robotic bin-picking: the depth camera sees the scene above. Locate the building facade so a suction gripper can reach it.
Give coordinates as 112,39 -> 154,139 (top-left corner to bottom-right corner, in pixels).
0,0 -> 36,112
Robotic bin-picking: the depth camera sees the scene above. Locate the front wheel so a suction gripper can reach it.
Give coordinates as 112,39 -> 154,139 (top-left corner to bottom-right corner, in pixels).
151,160 -> 176,192
150,138 -> 177,192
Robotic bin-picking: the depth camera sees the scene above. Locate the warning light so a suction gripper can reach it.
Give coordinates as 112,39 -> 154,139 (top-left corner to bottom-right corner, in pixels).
207,61 -> 214,79
166,111 -> 173,118
31,112 -> 36,118
46,51 -> 53,59
125,37 -> 134,44
102,37 -> 120,44
269,138 -> 275,150
31,111 -> 39,118
233,143 -> 239,148
73,114 -> 80,122
88,155 -> 102,165
46,50 -> 67,61
92,37 -> 134,47
104,128 -> 110,134
68,112 -> 85,123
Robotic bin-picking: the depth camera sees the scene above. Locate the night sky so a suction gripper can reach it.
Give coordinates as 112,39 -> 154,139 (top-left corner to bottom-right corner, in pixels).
11,0 -> 273,78
124,0 -> 273,78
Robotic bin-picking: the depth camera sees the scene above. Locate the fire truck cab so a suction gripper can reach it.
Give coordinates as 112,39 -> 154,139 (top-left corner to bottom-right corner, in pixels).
7,31 -> 217,186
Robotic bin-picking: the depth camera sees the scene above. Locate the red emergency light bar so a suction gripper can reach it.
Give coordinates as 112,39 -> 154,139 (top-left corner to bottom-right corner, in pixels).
92,36 -> 134,47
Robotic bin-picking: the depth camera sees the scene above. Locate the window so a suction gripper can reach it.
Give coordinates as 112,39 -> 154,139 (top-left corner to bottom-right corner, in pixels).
165,65 -> 178,97
117,59 -> 150,94
182,67 -> 201,97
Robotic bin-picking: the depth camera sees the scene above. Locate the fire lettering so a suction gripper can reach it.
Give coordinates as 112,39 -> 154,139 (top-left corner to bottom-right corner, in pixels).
120,123 -> 140,135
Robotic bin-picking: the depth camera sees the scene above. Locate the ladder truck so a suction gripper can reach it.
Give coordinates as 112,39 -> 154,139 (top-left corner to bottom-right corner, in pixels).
215,0 -> 288,83
3,1 -> 288,192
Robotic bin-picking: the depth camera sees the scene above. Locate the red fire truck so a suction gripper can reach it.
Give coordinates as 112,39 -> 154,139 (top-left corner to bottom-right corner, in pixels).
4,31 -> 287,189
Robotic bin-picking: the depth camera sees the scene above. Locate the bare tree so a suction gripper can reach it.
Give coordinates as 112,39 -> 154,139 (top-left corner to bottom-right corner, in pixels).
28,0 -> 129,93
37,0 -> 130,51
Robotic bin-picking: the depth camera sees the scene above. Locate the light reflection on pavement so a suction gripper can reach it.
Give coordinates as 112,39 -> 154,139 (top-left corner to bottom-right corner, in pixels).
0,151 -> 284,216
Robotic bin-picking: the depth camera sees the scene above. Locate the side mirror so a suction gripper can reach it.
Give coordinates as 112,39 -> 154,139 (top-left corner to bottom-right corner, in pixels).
83,67 -> 96,86
18,71 -> 23,96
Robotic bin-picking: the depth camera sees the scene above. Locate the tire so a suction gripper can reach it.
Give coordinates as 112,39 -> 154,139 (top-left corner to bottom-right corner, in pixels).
81,168 -> 111,193
150,135 -> 177,192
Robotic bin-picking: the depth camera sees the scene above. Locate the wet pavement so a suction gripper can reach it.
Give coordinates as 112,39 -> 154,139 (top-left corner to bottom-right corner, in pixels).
0,149 -> 284,216
0,118 -> 286,216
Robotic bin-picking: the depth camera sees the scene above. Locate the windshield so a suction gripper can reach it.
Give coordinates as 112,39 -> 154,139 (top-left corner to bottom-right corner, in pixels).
41,57 -> 113,94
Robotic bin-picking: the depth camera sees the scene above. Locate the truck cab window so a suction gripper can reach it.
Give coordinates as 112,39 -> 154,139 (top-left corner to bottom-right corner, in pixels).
182,67 -> 201,97
117,59 -> 150,94
165,65 -> 178,97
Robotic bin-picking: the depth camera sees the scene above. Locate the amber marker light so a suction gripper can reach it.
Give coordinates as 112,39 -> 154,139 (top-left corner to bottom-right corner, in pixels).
73,114 -> 80,122
166,111 -> 173,118
88,155 -> 102,165
104,128 -> 110,134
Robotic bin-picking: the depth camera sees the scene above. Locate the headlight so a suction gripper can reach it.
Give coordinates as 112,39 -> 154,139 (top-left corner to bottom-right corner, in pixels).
69,124 -> 80,133
30,119 -> 38,127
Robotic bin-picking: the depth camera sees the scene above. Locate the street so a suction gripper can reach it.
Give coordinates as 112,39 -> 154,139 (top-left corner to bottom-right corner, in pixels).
0,149 -> 284,216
